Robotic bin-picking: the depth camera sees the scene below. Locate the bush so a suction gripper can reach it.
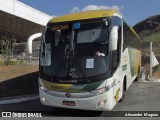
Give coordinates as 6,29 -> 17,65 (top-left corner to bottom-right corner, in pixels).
0,59 -> 26,66
9,60 -> 17,65
0,60 -> 3,66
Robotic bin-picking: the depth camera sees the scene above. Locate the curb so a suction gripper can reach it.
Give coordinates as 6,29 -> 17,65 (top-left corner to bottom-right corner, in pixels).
147,78 -> 160,82
0,95 -> 39,105
141,73 -> 160,83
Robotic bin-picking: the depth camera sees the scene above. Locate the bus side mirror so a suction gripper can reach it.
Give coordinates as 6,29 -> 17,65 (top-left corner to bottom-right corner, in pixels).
27,33 -> 42,54
109,26 -> 119,51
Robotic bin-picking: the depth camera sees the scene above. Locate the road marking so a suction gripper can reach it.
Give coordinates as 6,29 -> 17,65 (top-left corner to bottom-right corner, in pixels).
0,95 -> 39,105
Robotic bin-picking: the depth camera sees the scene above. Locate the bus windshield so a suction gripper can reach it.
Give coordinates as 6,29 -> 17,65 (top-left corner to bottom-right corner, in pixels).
40,19 -> 110,83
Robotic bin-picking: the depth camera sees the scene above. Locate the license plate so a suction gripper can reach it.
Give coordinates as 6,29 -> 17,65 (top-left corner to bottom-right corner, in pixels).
63,101 -> 75,106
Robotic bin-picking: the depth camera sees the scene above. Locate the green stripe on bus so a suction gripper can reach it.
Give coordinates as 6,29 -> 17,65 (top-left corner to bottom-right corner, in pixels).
128,48 -> 136,77
82,80 -> 105,91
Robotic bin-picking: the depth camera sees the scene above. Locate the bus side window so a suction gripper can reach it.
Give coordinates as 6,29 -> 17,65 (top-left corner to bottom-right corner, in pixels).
123,21 -> 140,50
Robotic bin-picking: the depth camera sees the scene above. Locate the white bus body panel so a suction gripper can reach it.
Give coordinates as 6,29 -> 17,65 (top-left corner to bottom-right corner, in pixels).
39,88 -> 115,111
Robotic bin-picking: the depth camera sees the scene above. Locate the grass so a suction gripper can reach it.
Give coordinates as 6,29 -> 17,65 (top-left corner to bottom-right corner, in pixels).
153,72 -> 160,78
142,48 -> 160,56
0,65 -> 39,98
141,31 -> 160,56
0,65 -> 38,81
141,31 -> 160,44
153,65 -> 160,77
142,64 -> 160,78
140,30 -> 160,78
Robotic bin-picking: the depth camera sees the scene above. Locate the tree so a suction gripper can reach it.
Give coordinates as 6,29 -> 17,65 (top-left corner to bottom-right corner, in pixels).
0,35 -> 16,65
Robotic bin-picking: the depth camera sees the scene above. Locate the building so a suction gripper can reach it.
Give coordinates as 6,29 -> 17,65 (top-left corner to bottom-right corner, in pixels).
0,0 -> 53,64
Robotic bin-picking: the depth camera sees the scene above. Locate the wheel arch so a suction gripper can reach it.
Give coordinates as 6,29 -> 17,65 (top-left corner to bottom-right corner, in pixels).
123,76 -> 127,91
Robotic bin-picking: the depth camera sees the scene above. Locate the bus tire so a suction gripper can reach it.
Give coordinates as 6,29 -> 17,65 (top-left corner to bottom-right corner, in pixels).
134,66 -> 140,81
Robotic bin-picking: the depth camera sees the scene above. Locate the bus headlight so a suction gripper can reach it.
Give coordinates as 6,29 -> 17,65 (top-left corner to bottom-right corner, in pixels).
90,83 -> 114,96
105,83 -> 114,91
90,88 -> 106,96
39,83 -> 49,91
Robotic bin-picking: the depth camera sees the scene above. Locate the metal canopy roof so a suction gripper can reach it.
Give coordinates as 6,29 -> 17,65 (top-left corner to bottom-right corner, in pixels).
0,10 -> 44,42
0,0 -> 52,42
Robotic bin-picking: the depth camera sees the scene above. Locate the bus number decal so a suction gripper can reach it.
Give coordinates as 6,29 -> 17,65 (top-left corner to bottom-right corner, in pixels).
122,65 -> 127,71
51,85 -> 64,90
114,88 -> 120,102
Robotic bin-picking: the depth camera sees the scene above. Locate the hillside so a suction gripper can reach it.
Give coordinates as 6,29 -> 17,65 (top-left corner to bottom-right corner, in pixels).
134,14 -> 160,34
133,14 -> 160,57
133,14 -> 160,71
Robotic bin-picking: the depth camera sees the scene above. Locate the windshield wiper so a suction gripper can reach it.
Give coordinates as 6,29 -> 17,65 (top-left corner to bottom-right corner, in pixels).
69,27 -> 75,71
74,55 -> 90,82
69,26 -> 89,82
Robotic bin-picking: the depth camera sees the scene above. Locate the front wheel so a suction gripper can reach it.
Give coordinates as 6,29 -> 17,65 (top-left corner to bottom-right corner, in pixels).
134,66 -> 140,81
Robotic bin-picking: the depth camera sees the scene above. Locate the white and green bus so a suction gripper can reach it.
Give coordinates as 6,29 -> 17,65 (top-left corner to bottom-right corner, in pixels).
39,9 -> 141,111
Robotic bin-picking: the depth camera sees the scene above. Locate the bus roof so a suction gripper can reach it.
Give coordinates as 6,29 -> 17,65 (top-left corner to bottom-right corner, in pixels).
49,9 -> 122,23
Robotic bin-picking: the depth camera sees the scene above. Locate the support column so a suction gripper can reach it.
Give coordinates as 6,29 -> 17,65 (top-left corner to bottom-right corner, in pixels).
150,42 -> 152,77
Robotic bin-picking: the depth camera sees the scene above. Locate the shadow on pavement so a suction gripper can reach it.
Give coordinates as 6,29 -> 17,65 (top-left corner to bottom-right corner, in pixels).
0,72 -> 39,98
43,108 -> 103,117
0,98 -> 103,117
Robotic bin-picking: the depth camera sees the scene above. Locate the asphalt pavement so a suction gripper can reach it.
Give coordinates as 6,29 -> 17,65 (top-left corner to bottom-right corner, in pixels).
0,79 -> 160,117
0,71 -> 160,118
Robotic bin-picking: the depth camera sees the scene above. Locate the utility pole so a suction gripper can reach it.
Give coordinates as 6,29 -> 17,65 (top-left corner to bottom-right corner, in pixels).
150,42 -> 152,77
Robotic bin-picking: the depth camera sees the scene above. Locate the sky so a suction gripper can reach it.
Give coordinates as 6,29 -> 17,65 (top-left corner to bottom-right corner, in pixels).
20,0 -> 160,26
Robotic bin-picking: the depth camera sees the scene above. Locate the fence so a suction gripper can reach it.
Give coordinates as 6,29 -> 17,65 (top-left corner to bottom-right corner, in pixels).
0,41 -> 41,65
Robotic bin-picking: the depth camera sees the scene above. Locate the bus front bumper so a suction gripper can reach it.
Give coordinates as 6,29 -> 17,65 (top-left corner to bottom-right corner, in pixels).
39,88 -> 116,111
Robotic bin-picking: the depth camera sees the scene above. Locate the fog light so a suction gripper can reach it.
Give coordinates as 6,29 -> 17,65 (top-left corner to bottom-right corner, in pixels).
40,86 -> 45,90
42,97 -> 46,102
97,100 -> 107,108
